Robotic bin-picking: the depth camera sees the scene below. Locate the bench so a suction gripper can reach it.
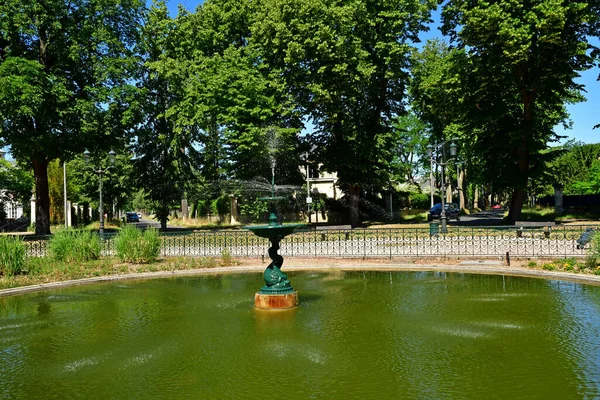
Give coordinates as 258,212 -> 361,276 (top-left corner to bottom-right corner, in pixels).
515,221 -> 555,238
315,225 -> 352,240
576,228 -> 596,249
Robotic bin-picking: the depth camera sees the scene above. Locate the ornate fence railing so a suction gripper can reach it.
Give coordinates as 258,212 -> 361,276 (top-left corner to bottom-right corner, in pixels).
22,225 -> 596,259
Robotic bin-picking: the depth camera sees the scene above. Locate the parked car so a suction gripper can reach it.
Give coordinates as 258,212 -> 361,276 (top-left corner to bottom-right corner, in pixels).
492,204 -> 502,210
137,212 -> 142,220
427,203 -> 460,222
126,212 -> 139,223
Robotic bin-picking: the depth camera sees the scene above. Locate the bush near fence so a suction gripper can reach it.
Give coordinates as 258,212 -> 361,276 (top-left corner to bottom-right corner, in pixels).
0,236 -> 26,277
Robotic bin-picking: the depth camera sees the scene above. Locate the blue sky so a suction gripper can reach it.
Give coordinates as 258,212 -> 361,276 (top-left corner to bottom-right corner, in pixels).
163,0 -> 599,145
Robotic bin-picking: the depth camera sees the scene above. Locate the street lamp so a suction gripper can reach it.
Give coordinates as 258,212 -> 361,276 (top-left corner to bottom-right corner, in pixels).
302,151 -> 312,223
83,149 -> 116,235
456,160 -> 465,210
427,139 -> 460,233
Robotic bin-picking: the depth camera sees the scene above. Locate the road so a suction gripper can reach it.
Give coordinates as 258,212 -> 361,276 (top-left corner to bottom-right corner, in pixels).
456,209 -> 506,226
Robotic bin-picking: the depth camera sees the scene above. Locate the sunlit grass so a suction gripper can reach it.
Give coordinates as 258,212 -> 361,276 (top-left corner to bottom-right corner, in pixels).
0,256 -> 240,290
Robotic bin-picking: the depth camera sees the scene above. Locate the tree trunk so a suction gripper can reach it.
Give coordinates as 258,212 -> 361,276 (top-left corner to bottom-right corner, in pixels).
458,168 -> 465,211
348,184 -> 360,227
32,157 -> 51,235
507,69 -> 534,224
508,188 -> 526,223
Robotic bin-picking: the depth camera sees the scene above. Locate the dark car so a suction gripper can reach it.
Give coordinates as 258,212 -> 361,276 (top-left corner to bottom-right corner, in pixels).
427,203 -> 460,222
126,212 -> 139,223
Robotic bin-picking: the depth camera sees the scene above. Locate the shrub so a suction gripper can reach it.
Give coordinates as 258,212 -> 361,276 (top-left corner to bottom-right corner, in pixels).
220,249 -> 232,266
527,261 -> 537,268
114,226 -> 161,263
48,230 -> 101,262
542,263 -> 556,271
590,232 -> 600,258
584,256 -> 598,270
0,236 -> 26,277
409,193 -> 430,209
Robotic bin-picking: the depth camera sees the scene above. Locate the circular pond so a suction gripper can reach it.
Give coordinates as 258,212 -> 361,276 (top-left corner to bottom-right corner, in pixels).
1,271 -> 600,398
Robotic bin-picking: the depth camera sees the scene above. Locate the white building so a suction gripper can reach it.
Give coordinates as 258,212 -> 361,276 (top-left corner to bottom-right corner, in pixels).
0,150 -> 24,220
307,167 -> 339,200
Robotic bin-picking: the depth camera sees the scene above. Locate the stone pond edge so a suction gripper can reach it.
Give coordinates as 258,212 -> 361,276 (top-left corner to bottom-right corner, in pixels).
2,262 -> 600,297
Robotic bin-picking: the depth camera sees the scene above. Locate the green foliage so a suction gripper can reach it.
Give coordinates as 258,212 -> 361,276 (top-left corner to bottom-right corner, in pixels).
545,142 -> 600,195
114,226 -> 161,263
409,193 -> 430,210
132,190 -> 154,213
0,159 -> 34,210
48,230 -> 101,262
590,232 -> 600,260
542,263 -> 556,271
239,197 -> 268,222
527,261 -> 537,268
68,153 -> 137,218
390,112 -> 430,186
572,160 -> 600,195
130,1 -> 201,231
251,0 -> 435,224
220,249 -> 232,266
437,0 -> 597,222
211,195 -> 230,216
0,0 -> 146,235
0,236 -> 26,277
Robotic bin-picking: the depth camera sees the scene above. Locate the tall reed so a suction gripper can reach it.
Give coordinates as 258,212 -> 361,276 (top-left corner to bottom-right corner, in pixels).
48,230 -> 101,262
114,226 -> 161,263
0,236 -> 26,277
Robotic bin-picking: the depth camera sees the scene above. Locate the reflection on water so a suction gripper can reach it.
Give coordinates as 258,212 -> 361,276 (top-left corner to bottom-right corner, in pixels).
1,272 -> 600,398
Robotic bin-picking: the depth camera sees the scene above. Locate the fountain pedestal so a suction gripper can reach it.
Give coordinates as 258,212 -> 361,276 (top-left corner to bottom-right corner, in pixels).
244,213 -> 304,310
254,291 -> 299,310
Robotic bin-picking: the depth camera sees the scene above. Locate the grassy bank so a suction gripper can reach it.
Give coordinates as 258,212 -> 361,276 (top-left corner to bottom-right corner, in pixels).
0,255 -> 239,290
507,207 -> 600,222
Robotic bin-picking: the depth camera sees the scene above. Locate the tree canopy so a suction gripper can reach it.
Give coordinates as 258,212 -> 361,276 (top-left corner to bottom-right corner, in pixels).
0,0 -> 145,234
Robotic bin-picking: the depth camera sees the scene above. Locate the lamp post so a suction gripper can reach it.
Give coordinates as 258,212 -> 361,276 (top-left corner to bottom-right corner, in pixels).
83,150 -> 116,235
429,149 -> 435,208
427,139 -> 459,233
302,152 -> 312,223
456,161 -> 465,210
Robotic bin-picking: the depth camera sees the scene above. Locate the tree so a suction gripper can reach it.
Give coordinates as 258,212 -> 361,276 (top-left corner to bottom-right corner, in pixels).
131,1 -> 202,230
253,0 -> 435,225
0,0 -> 145,234
572,159 -> 600,194
0,158 -> 33,219
441,0 -> 599,223
545,142 -> 600,194
67,152 -> 137,220
390,112 -> 429,186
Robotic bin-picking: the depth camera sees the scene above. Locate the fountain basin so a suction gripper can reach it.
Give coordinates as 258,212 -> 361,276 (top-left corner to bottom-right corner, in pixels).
2,271 -> 600,398
244,223 -> 306,240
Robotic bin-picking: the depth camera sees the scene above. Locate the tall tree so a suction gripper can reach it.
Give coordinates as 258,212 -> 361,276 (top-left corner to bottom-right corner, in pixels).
441,0 -> 599,223
390,112 -> 429,186
0,0 -> 144,234
132,1 -> 200,230
154,0 -> 303,194
253,0 -> 435,225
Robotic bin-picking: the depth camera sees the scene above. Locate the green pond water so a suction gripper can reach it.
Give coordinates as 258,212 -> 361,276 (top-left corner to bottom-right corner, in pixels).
1,271 -> 600,399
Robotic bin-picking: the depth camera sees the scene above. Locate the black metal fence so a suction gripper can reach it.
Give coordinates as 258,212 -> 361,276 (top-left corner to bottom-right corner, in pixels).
22,225 -> 597,259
